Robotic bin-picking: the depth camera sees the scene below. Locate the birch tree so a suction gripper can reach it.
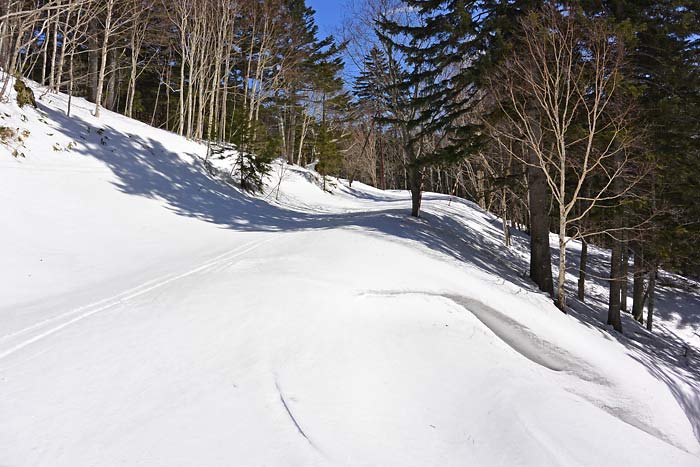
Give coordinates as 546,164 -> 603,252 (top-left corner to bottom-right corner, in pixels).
93,0 -> 114,117
489,4 -> 639,313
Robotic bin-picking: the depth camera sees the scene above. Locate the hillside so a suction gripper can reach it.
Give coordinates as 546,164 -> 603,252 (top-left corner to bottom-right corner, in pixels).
1,81 -> 699,466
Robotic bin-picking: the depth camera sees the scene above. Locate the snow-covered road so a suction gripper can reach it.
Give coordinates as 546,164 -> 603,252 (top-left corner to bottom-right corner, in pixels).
1,84 -> 699,466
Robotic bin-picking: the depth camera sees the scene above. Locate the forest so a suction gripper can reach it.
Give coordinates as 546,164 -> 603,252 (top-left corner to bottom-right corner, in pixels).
1,0 -> 699,331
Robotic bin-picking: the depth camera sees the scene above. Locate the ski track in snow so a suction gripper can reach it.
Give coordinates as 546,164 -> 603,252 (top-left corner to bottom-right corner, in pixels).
0,237 -> 276,361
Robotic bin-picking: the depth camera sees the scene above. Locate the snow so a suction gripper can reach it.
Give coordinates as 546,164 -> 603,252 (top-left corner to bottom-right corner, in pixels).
1,80 -> 699,466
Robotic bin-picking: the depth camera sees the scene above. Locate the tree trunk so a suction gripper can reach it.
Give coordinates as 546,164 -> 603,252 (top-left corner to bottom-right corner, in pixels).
55,4 -> 73,93
195,56 -> 206,139
48,9 -> 59,90
556,216 -> 567,311
502,189 -> 511,248
67,48 -> 74,116
476,169 -> 486,209
150,77 -> 161,126
88,20 -> 100,102
185,40 -> 195,138
207,51 -> 221,140
620,236 -> 630,312
607,147 -> 625,332
126,29 -> 138,118
177,23 -> 186,135
409,164 -> 422,217
40,20 -> 48,85
104,48 -> 117,111
165,57 -> 172,130
632,248 -> 645,323
607,235 -> 623,332
297,113 -> 312,166
291,111 -> 300,164
578,238 -> 588,302
94,0 -> 114,118
379,134 -> 386,190
527,162 -> 554,296
646,265 -> 657,331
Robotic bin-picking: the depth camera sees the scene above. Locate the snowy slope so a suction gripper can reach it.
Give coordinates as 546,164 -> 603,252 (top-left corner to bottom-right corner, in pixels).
1,81 -> 699,467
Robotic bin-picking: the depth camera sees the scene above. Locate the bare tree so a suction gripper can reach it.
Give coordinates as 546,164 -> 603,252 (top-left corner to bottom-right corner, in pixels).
93,0 -> 114,117
489,4 -> 639,314
123,0 -> 154,117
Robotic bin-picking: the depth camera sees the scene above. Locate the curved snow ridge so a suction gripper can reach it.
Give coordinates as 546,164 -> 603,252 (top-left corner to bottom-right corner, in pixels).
361,290 -> 572,372
445,292 -> 699,456
0,237 -> 276,362
444,293 -> 570,372
362,290 -> 699,456
449,293 -> 700,456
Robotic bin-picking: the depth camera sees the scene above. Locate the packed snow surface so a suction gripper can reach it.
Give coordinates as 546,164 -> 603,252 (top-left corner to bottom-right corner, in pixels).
1,82 -> 699,466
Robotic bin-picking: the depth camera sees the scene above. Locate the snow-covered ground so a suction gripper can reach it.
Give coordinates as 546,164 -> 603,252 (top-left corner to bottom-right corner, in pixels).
1,81 -> 699,466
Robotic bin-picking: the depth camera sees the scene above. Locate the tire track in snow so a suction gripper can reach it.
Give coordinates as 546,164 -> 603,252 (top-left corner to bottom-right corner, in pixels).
0,236 -> 277,360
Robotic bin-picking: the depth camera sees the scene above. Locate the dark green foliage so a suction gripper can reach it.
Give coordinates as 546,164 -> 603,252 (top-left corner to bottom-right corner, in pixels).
315,123 -> 342,182
235,120 -> 276,193
591,0 -> 700,275
268,0 -> 348,165
131,89 -> 145,116
237,150 -> 273,193
227,109 -> 251,150
353,46 -> 394,118
376,0 -> 536,167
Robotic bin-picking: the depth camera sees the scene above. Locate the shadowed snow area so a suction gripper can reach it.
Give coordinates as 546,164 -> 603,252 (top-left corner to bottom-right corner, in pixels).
1,81 -> 699,466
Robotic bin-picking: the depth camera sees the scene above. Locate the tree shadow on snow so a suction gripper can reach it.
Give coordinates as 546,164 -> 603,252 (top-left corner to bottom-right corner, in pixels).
564,243 -> 700,445
39,103 -> 536,294
39,102 -> 700,446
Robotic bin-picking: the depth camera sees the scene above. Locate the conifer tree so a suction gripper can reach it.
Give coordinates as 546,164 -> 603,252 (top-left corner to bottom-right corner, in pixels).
586,0 -> 700,328
353,46 -> 392,116
379,0 -> 557,295
315,123 -> 343,190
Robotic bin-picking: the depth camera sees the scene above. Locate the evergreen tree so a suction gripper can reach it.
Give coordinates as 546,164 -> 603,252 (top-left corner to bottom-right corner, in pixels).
378,0 -> 555,293
235,120 -> 275,193
315,122 -> 343,190
377,0 -> 537,164
353,46 -> 392,117
585,0 -> 700,328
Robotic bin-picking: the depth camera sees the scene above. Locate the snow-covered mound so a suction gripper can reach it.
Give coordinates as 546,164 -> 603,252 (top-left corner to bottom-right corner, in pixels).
1,80 -> 699,466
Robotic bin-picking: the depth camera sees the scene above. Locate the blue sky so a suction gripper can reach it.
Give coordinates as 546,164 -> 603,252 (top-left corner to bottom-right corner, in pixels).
307,0 -> 345,38
307,0 -> 361,80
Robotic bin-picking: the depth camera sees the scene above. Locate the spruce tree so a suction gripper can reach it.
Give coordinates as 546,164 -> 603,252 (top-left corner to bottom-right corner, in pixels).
587,0 -> 700,327
379,0 -> 556,294
315,123 -> 343,190
353,46 -> 392,117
